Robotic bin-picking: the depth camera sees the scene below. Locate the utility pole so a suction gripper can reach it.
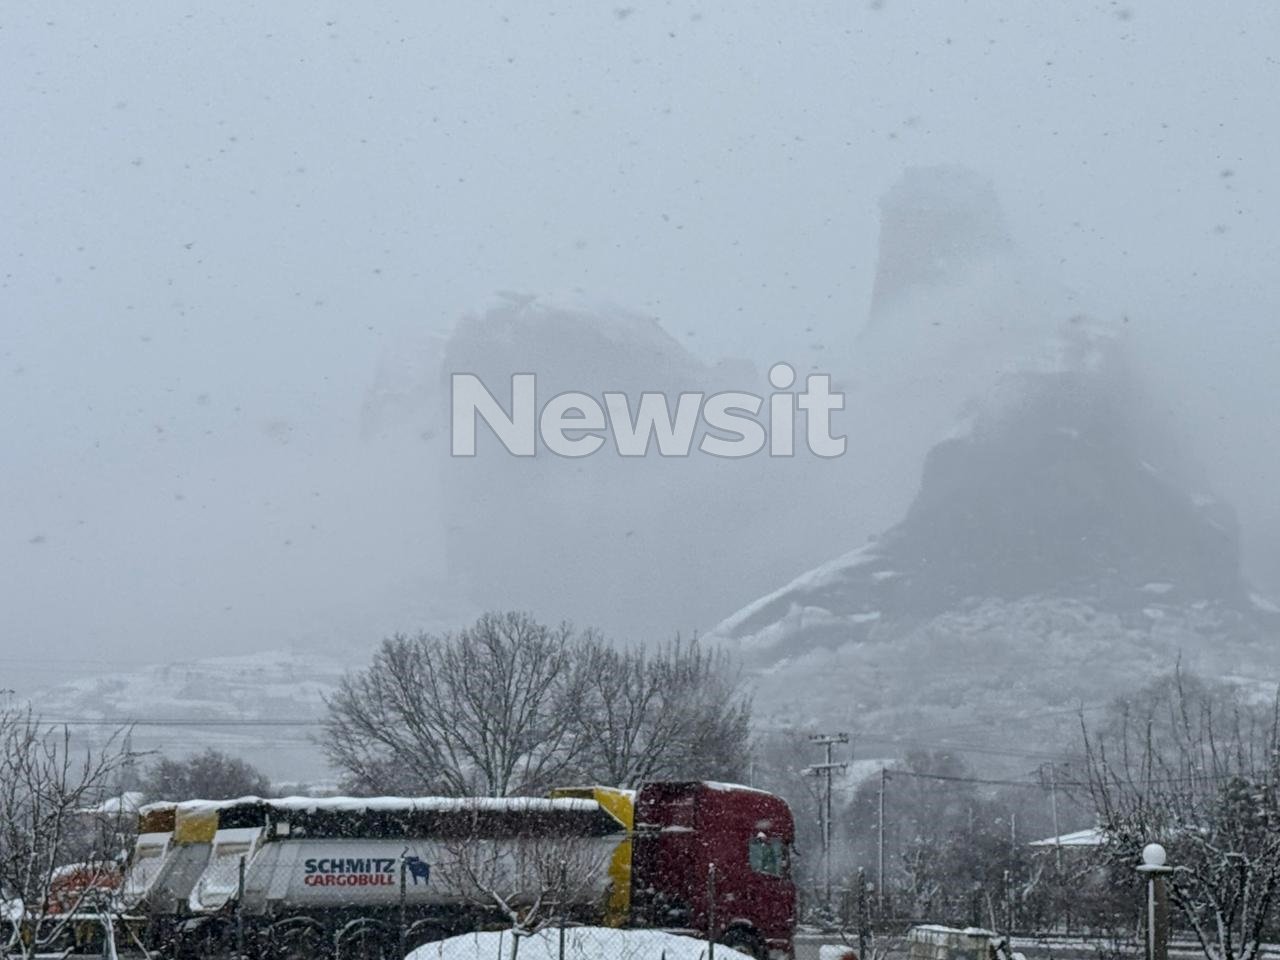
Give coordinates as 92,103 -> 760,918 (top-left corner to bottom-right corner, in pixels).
1047,762 -> 1062,871
120,729 -> 137,792
877,766 -> 887,913
805,732 -> 849,913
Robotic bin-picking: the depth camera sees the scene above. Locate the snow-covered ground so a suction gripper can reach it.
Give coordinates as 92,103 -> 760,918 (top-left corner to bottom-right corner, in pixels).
406,927 -> 754,960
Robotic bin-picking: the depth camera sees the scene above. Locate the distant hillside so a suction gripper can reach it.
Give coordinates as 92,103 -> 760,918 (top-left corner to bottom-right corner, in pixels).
29,650 -> 350,782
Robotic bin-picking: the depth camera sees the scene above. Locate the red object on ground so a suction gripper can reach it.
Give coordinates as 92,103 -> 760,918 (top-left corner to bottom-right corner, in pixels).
44,862 -> 122,915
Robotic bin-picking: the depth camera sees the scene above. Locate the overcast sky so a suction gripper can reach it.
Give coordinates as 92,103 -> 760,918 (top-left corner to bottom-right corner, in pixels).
3,0 -> 1278,692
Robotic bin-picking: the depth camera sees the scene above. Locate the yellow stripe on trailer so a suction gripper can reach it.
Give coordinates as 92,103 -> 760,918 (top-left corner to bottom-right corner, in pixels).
173,805 -> 220,844
549,786 -> 635,927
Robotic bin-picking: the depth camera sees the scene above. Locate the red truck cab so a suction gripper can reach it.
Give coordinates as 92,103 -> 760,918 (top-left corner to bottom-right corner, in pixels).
631,781 -> 796,960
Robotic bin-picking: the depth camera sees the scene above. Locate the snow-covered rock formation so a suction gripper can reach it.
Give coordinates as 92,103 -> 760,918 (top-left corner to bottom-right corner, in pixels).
710,167 -> 1280,744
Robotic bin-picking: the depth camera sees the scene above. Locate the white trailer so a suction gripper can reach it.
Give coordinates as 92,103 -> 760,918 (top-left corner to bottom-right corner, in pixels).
240,795 -> 626,915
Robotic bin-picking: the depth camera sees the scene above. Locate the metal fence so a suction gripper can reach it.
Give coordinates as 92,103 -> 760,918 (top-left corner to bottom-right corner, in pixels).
797,880 -> 1144,942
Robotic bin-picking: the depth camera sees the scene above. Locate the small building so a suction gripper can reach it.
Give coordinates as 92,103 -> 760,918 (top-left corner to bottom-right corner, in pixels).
1028,827 -> 1106,848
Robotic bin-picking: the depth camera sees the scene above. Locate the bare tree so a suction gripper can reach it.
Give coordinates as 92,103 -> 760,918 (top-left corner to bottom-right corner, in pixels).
578,636 -> 752,787
0,708 -> 132,959
1081,670 -> 1280,960
325,614 -> 755,797
324,612 -> 595,796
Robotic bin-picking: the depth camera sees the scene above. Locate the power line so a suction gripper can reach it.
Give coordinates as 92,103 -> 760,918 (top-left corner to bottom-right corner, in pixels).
757,725 -> 1071,763
883,766 -> 1279,791
853,732 -> 1067,763
884,769 -> 1048,789
32,718 -> 325,727
908,702 -> 1111,737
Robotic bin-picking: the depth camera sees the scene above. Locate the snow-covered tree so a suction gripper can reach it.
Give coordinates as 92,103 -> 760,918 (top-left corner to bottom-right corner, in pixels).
0,708 -> 132,959
1082,671 -> 1280,960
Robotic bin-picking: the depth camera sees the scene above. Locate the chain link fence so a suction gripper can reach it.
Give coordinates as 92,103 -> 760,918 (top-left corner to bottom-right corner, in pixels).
797,869 -> 1144,942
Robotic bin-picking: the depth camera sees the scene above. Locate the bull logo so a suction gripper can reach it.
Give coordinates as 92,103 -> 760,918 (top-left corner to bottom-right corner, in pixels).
404,856 -> 431,886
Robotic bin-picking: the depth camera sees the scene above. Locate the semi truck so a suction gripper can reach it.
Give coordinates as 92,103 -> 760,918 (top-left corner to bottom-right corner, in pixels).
630,781 -> 795,960
116,780 -> 796,960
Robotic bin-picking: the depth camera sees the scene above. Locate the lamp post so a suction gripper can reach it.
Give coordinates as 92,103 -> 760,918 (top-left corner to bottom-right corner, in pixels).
1136,843 -> 1172,960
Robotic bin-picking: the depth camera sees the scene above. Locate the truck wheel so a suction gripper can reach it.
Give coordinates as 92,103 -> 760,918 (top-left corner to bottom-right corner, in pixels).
720,927 -> 766,959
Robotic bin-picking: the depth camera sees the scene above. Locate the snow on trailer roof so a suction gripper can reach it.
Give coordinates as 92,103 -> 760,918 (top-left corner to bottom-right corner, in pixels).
137,796 -> 264,817
148,795 -> 603,815
703,780 -> 778,796
265,795 -> 601,814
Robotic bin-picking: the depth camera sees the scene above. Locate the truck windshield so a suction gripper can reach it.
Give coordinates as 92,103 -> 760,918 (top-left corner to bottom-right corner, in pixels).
749,837 -> 787,878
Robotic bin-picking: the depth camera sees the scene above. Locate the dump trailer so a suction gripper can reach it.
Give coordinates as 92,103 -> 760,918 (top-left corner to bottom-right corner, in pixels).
119,803 -> 177,910
110,796 -> 282,956
135,799 -> 244,913
187,800 -> 269,914
166,795 -> 628,960
136,781 -> 795,960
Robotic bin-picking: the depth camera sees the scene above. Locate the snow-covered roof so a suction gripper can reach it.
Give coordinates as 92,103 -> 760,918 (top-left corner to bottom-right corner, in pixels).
1029,827 -> 1106,847
911,925 -> 998,937
80,791 -> 146,815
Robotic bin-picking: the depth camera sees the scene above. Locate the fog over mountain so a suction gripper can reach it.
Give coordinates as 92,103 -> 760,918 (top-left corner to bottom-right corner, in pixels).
5,3 -> 1280,740
434,301 -> 862,642
16,162 -> 1280,778
428,167 -> 1094,643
